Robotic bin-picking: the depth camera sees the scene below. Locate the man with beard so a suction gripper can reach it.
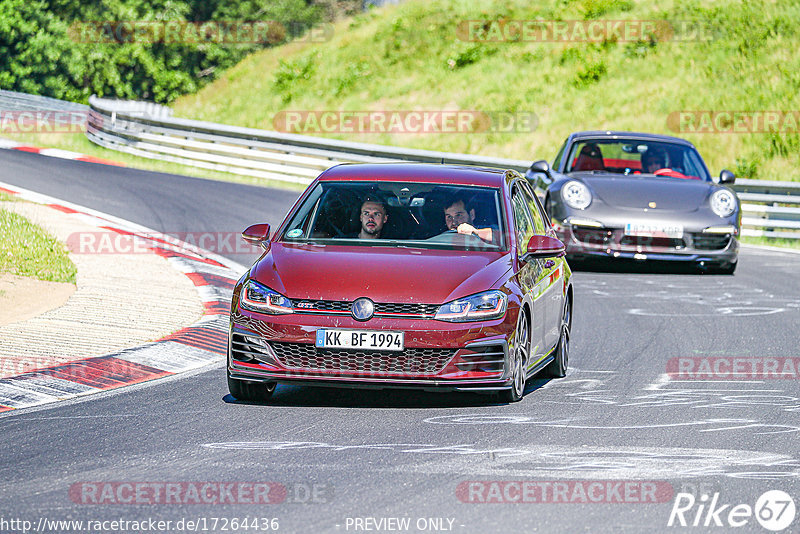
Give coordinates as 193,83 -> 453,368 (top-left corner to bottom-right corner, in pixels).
356,196 -> 388,239
444,195 -> 494,244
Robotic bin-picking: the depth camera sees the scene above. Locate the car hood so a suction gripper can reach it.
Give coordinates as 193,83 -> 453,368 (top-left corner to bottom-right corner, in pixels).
249,243 -> 513,305
576,174 -> 713,212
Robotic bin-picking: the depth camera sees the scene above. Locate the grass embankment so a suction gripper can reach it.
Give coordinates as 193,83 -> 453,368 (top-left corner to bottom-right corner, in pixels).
0,194 -> 77,283
174,0 -> 800,182
741,236 -> 800,251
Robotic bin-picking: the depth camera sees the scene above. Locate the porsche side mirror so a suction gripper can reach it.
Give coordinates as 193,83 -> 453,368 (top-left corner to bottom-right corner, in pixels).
525,235 -> 566,258
719,169 -> 735,185
242,223 -> 271,250
526,160 -> 553,191
529,160 -> 550,175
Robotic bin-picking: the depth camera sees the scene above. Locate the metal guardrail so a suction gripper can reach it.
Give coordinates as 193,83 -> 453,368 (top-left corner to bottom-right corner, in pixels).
86,96 -> 532,184
0,90 -> 88,113
83,96 -> 800,239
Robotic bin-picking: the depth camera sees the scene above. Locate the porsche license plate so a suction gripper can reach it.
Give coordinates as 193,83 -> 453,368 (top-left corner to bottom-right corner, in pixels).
315,329 -> 404,351
624,223 -> 683,238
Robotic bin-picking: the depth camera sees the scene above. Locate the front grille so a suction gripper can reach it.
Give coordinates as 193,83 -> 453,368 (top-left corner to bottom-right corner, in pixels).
693,234 -> 732,250
292,299 -> 437,317
619,235 -> 685,249
375,303 -> 439,316
270,342 -> 455,375
293,299 -> 350,313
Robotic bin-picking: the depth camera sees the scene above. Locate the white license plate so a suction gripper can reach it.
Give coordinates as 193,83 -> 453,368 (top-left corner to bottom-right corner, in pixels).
624,223 -> 684,238
315,329 -> 404,351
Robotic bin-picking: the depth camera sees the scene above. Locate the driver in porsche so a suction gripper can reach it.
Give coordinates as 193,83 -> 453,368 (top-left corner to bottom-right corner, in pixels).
642,147 -> 669,174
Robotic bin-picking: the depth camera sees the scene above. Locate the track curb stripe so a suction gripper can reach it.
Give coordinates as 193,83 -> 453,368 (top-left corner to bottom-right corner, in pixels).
0,138 -> 126,167
0,182 -> 246,412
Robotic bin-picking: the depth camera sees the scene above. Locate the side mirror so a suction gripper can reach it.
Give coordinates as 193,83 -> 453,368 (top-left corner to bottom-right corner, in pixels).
526,160 -> 553,192
719,169 -> 735,185
529,160 -> 550,175
242,223 -> 271,250
525,235 -> 566,258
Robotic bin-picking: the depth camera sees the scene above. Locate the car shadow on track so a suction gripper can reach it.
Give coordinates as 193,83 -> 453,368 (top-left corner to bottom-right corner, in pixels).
570,259 -> 727,275
222,379 -> 552,409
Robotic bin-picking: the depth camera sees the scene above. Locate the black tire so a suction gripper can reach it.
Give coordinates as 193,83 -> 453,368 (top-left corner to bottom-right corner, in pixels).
712,261 -> 737,275
542,296 -> 571,378
500,310 -> 530,403
227,370 -> 276,403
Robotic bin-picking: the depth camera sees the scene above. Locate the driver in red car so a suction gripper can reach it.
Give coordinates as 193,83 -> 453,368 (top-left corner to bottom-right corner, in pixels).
357,197 -> 389,239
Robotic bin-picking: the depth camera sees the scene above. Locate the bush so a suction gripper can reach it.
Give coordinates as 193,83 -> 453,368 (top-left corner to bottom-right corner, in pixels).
0,0 -> 327,104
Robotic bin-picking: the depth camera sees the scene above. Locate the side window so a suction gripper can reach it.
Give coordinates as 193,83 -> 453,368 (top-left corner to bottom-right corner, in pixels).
519,182 -> 547,235
552,139 -> 567,171
511,186 -> 534,251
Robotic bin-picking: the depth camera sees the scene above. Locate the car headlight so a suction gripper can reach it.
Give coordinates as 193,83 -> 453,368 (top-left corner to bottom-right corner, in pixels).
240,280 -> 293,314
434,290 -> 508,322
710,189 -> 736,218
561,181 -> 592,210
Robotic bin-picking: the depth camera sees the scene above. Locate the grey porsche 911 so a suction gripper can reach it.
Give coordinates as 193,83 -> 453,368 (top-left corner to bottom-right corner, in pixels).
526,131 -> 740,274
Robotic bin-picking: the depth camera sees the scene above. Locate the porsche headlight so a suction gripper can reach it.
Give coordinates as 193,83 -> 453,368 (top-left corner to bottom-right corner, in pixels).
240,280 -> 293,314
710,189 -> 736,218
561,181 -> 592,210
434,290 -> 508,322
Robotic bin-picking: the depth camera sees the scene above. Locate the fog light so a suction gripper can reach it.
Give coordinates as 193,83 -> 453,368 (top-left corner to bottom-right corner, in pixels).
703,225 -> 737,235
567,217 -> 603,228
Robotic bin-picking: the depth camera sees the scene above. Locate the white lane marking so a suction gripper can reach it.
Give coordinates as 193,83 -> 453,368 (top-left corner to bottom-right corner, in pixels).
200,441 -> 800,480
628,307 -> 785,317
668,380 -> 767,383
644,373 -> 672,390
38,148 -> 83,159
423,414 -> 800,434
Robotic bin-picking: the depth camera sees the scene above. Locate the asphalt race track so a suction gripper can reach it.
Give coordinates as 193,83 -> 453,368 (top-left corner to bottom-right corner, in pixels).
1,150 -> 799,533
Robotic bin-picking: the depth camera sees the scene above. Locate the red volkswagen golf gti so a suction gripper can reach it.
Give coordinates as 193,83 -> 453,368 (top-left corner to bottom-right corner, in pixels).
227,163 -> 573,403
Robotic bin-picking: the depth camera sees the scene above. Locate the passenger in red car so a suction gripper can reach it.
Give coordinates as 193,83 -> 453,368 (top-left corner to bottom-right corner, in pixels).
444,197 -> 494,243
358,197 -> 388,239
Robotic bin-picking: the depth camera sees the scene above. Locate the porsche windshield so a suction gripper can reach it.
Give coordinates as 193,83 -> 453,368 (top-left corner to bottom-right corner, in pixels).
565,139 -> 711,181
281,181 -> 505,251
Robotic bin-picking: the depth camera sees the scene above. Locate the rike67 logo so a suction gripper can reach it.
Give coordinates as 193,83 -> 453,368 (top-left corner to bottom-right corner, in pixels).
668,490 -> 796,531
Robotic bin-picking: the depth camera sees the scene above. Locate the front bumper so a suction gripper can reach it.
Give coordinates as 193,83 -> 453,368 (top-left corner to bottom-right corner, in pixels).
556,222 -> 739,265
227,310 -> 517,392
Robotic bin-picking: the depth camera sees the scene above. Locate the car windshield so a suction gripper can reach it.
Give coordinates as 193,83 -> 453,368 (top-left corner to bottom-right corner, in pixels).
565,139 -> 711,181
280,181 -> 505,251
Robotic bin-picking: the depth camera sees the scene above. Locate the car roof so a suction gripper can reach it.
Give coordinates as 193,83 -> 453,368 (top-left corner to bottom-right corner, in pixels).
569,130 -> 696,148
318,163 -> 511,188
